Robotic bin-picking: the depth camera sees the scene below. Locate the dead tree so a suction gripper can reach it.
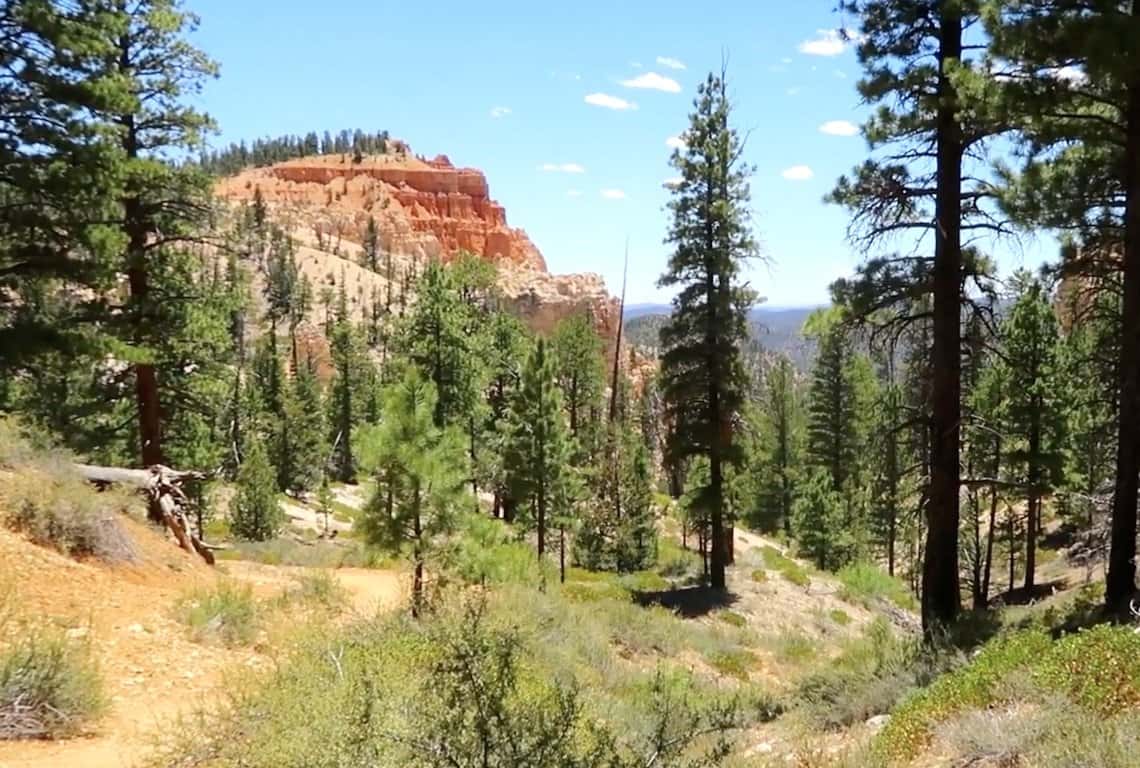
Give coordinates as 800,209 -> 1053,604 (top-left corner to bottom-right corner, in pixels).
74,464 -> 216,564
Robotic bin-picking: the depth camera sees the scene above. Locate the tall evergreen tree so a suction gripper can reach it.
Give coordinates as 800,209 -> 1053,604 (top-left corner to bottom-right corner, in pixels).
751,355 -> 803,535
503,339 -> 573,578
1000,274 -> 1066,592
986,0 -> 1140,613
551,314 -> 606,466
404,261 -> 479,429
0,1 -> 121,364
359,370 -> 467,617
657,67 -> 758,591
99,0 -> 217,497
230,436 -> 281,542
328,280 -> 359,482
833,0 -> 1004,632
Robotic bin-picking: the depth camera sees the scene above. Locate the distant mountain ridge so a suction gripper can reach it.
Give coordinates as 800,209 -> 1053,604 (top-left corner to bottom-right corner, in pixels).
624,304 -> 822,370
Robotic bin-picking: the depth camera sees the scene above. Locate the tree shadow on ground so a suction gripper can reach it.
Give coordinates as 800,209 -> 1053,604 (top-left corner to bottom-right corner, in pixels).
995,579 -> 1069,606
632,586 -> 738,618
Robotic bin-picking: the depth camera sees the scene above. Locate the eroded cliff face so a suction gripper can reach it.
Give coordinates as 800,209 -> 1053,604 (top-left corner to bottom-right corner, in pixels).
217,152 -> 544,270
215,147 -> 619,347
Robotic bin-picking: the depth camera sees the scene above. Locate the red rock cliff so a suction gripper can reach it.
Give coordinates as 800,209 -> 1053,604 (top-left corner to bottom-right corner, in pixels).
217,152 -> 544,270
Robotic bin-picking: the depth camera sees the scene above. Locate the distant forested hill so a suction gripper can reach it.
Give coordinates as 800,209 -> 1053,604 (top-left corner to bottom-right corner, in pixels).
625,305 -> 820,371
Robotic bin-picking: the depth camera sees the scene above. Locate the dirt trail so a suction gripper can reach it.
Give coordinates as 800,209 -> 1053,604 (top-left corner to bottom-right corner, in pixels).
0,521 -> 402,768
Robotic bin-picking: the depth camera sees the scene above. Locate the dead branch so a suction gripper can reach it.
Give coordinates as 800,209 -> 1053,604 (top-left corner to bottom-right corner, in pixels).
73,463 -> 216,565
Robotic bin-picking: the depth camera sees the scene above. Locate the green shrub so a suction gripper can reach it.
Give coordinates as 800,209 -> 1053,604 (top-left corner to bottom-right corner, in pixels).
0,629 -> 105,739
750,569 -> 767,583
561,578 -> 630,603
874,630 -> 1051,759
836,562 -> 917,611
760,546 -> 811,587
620,570 -> 669,593
829,609 -> 851,626
449,514 -> 546,587
177,581 -> 259,647
1033,624 -> 1140,715
656,539 -> 701,580
706,648 -> 755,680
875,624 -> 1140,761
796,619 -> 936,731
1,472 -> 138,563
718,611 -> 747,628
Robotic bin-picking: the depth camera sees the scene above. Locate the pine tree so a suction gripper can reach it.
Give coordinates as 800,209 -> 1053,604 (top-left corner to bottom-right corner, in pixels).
657,67 -> 758,591
550,314 -> 606,464
480,312 -> 529,520
869,380 -> 906,577
0,1 -> 122,365
328,281 -> 359,482
98,0 -> 218,499
281,361 -> 326,495
1058,289 -> 1118,545
362,215 -> 380,272
986,1 -> 1140,613
359,370 -> 467,617
751,356 -> 803,535
1001,274 -> 1066,592
792,468 -> 852,571
964,350 -> 1007,608
833,0 -> 1006,632
230,437 -> 281,542
403,261 -> 479,429
503,339 -> 573,578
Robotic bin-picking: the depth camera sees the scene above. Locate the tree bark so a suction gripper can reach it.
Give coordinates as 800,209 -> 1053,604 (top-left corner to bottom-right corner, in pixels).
922,4 -> 963,634
1107,10 -> 1140,614
74,463 -> 214,564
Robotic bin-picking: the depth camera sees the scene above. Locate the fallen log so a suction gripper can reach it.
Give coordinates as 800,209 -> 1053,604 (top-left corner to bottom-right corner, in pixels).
73,463 -> 216,565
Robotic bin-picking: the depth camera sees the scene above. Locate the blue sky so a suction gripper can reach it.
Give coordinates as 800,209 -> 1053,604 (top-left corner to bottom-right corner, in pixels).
189,0 -> 1056,307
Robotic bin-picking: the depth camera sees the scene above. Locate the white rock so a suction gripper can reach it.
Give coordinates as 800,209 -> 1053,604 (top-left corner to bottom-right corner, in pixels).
866,714 -> 890,730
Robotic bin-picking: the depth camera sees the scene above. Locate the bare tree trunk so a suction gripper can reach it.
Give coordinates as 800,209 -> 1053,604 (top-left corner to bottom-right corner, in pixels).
923,4 -> 963,634
1108,21 -> 1140,614
74,464 -> 214,564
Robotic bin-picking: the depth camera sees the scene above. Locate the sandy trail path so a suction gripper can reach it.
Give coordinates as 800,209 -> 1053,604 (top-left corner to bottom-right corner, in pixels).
0,521 -> 402,768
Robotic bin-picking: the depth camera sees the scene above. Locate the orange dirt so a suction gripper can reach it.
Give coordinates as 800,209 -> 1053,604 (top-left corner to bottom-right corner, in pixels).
0,519 -> 403,768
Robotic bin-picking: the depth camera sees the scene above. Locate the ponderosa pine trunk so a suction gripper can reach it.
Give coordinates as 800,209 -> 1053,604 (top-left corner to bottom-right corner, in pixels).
1107,6 -> 1140,614
922,3 -> 963,633
123,109 -> 164,523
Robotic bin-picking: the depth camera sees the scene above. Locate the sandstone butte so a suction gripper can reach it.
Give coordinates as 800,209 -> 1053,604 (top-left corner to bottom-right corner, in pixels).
215,149 -> 621,346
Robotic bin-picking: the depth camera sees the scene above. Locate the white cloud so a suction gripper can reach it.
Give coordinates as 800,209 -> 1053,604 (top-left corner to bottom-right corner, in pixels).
798,29 -> 858,57
585,92 -> 637,110
781,165 -> 814,181
567,189 -> 583,198
619,72 -> 682,93
834,70 -> 848,79
786,87 -> 801,96
490,106 -> 511,118
539,162 -> 586,174
781,57 -> 793,64
601,188 -> 627,199
665,135 -> 686,150
819,120 -> 858,137
769,64 -> 787,73
657,56 -> 686,70
629,60 -> 642,68
662,177 -> 683,189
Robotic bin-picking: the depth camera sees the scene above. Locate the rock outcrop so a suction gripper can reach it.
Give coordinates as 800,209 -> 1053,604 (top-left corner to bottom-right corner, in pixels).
215,145 -> 619,348
217,152 -> 544,271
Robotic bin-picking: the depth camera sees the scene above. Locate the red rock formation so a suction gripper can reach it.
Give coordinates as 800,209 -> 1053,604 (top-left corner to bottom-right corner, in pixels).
215,146 -> 618,347
218,152 -> 544,270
